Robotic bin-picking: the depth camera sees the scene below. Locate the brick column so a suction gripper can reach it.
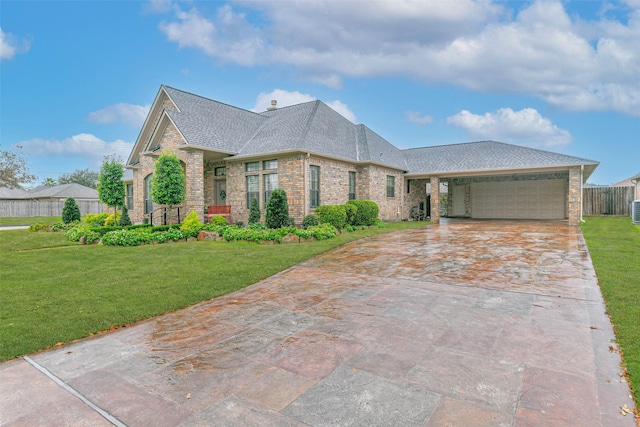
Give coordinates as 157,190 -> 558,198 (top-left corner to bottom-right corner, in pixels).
430,176 -> 440,224
568,166 -> 582,226
185,150 -> 205,222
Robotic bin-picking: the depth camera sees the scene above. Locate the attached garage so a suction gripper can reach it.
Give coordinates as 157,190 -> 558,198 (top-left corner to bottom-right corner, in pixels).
470,178 -> 567,220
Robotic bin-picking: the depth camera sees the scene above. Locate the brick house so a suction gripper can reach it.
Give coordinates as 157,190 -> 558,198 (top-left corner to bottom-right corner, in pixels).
125,85 -> 599,226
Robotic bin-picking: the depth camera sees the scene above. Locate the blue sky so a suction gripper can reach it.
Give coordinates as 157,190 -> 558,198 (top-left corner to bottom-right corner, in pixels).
1,0 -> 638,186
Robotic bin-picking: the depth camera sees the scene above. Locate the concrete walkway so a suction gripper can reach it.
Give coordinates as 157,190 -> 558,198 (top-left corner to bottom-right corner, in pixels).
0,220 -> 635,426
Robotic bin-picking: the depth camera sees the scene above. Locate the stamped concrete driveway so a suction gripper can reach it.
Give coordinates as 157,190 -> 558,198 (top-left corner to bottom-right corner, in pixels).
0,220 -> 635,426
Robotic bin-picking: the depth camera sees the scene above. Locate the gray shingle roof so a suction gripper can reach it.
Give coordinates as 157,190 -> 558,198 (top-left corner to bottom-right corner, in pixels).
163,86 -> 267,152
144,87 -> 598,178
0,187 -> 29,199
402,141 -> 599,177
26,183 -> 99,200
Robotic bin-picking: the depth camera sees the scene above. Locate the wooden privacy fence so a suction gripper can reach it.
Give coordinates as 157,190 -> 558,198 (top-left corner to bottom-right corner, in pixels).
0,200 -> 106,217
583,186 -> 635,216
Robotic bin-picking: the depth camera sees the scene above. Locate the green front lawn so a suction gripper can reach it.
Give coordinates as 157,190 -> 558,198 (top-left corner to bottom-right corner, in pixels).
581,216 -> 640,407
0,221 -> 428,361
0,216 -> 62,226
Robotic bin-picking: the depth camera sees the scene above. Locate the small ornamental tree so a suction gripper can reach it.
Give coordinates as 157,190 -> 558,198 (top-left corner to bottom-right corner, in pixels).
265,189 -> 290,229
119,204 -> 132,226
62,197 -> 81,223
248,197 -> 261,224
151,151 -> 186,226
97,155 -> 125,219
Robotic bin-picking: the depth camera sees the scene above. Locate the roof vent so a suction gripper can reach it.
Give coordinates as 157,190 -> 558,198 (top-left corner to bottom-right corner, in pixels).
267,100 -> 277,111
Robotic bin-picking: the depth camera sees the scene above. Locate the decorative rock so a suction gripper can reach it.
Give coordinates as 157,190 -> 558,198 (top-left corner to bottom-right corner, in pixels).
300,237 -> 316,243
259,239 -> 276,245
79,235 -> 87,245
198,231 -> 219,241
281,233 -> 300,244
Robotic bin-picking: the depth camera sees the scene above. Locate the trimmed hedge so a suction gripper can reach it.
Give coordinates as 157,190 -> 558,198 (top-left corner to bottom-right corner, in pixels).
315,205 -> 347,229
347,200 -> 379,226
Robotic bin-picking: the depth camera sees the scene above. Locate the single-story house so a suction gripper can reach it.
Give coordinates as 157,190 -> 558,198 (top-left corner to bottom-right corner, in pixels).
612,172 -> 640,200
0,183 -> 103,217
125,85 -> 599,226
0,183 -> 99,201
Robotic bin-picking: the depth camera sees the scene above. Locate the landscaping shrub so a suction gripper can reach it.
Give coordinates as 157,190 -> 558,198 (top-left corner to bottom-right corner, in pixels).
28,223 -> 51,232
104,212 -> 121,227
62,198 -> 81,224
83,213 -> 109,227
265,189 -> 290,229
101,229 -> 145,246
208,215 -> 228,227
344,204 -> 357,226
119,205 -> 132,226
315,205 -> 347,229
64,226 -> 93,242
181,210 -> 203,237
302,214 -> 320,229
248,197 -> 261,224
347,200 -> 379,226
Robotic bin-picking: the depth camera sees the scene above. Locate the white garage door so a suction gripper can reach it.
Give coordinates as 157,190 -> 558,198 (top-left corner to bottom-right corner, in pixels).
471,179 -> 567,220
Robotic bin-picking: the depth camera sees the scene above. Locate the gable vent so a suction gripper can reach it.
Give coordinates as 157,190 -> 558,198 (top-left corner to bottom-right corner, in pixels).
633,200 -> 640,225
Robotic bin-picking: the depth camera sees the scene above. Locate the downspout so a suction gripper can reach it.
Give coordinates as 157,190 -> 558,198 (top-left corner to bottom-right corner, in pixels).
303,153 -> 310,217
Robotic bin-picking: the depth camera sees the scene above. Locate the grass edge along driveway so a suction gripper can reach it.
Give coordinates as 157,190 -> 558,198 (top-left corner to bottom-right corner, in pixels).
581,216 -> 640,410
0,221 -> 427,362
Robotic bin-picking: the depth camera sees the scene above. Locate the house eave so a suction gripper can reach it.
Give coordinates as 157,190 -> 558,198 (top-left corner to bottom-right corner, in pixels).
404,163 -> 599,182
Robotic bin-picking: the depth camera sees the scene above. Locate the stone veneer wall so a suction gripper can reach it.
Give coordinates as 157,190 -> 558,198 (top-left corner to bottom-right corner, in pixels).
224,154 -> 405,224
568,166 -> 582,225
129,120 -> 204,223
404,179 -> 429,219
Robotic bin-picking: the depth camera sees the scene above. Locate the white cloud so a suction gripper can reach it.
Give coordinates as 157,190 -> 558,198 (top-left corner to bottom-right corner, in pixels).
15,134 -> 134,167
446,108 -> 573,148
87,103 -> 150,128
252,89 -> 357,123
0,27 -> 31,61
405,111 -> 434,125
154,1 -> 640,116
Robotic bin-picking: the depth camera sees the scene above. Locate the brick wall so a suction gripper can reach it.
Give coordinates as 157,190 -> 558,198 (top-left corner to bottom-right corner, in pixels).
568,166 -> 582,225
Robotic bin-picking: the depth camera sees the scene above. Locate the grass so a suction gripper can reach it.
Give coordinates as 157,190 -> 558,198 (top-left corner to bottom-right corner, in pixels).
0,220 -> 428,361
0,216 -> 62,226
581,216 -> 640,407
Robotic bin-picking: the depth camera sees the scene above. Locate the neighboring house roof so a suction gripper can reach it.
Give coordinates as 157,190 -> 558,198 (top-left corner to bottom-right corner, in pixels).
129,85 -> 599,180
25,183 -> 99,200
403,141 -> 599,180
0,187 -> 29,199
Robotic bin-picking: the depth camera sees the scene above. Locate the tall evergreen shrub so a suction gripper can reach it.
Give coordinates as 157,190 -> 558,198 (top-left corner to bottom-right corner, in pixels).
119,204 -> 132,226
265,189 -> 290,229
62,197 -> 81,224
248,197 -> 261,224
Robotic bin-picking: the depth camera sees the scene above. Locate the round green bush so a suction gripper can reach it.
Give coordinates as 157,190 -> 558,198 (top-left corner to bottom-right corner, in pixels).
302,214 -> 320,229
315,205 -> 347,229
346,200 -> 379,226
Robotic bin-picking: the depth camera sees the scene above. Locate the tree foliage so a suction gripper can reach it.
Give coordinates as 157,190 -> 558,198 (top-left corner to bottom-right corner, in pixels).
0,145 -> 36,189
62,197 -> 81,224
265,189 -> 290,229
42,177 -> 57,187
151,151 -> 186,225
97,155 -> 125,217
248,196 -> 261,224
58,168 -> 100,189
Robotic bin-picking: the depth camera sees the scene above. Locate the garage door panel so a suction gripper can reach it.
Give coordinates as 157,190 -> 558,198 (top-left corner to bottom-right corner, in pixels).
470,179 -> 566,220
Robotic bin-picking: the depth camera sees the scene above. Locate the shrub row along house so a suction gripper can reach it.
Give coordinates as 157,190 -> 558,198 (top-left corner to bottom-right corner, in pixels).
125,86 -> 599,226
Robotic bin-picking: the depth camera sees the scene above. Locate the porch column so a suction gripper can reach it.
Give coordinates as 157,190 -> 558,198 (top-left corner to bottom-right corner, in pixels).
185,150 -> 205,222
430,176 -> 440,224
568,166 -> 582,226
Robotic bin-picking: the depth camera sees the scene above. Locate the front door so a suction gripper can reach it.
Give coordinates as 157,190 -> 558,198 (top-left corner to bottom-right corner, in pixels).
215,180 -> 227,205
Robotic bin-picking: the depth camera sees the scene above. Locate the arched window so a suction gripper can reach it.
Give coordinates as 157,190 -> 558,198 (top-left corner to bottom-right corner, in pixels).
144,173 -> 153,214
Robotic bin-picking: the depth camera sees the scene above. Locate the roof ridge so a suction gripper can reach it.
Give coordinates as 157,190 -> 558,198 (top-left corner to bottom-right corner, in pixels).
298,100 -> 322,148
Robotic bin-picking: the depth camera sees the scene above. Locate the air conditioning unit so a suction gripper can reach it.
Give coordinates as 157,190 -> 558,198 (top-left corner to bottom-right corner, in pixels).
633,200 -> 640,225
